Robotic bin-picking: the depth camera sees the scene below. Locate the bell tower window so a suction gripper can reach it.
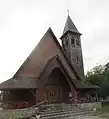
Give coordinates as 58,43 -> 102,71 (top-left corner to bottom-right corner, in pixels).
71,36 -> 75,45
76,38 -> 80,46
66,36 -> 69,40
65,36 -> 69,46
65,40 -> 68,46
76,57 -> 79,64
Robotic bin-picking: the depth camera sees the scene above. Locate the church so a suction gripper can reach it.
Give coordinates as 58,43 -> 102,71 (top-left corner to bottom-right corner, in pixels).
0,15 -> 98,109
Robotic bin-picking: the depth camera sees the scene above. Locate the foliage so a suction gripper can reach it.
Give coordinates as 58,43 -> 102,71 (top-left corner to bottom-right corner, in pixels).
92,104 -> 109,116
86,65 -> 105,86
86,65 -> 105,77
85,64 -> 109,98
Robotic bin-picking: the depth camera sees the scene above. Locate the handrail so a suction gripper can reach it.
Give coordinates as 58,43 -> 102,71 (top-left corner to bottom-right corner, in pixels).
71,97 -> 78,102
31,100 -> 48,108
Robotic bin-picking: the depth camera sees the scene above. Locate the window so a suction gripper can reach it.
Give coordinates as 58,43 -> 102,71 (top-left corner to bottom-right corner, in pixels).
66,39 -> 68,46
71,36 -> 74,45
76,38 -> 80,46
62,40 -> 65,50
66,36 -> 69,40
76,57 -> 79,64
64,36 -> 69,46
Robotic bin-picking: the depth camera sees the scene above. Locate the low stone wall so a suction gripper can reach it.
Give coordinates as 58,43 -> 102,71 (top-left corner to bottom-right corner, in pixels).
0,106 -> 37,119
79,102 -> 102,110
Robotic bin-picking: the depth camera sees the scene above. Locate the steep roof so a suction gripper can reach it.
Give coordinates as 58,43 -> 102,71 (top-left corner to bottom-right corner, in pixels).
0,28 -> 96,90
0,77 -> 36,90
13,28 -> 82,80
61,15 -> 81,38
0,28 -> 80,89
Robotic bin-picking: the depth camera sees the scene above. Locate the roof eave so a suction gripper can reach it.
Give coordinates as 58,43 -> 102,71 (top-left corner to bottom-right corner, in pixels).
60,30 -> 82,39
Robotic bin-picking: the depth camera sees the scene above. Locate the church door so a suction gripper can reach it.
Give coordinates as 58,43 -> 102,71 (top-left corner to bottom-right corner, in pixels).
45,85 -> 60,103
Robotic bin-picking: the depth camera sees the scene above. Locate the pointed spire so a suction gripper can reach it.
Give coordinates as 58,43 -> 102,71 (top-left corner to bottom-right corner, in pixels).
61,15 -> 81,38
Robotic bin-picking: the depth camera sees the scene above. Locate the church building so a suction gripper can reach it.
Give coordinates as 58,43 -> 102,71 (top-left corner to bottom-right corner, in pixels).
0,15 -> 98,109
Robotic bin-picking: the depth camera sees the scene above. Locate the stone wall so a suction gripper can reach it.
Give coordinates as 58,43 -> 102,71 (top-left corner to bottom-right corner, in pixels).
79,102 -> 102,110
0,106 -> 36,119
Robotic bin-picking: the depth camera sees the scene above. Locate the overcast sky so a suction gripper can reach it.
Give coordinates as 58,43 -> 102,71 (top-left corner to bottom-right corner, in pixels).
0,0 -> 109,82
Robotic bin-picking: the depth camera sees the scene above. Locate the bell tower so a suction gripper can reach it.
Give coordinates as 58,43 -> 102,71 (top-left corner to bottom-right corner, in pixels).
60,15 -> 84,78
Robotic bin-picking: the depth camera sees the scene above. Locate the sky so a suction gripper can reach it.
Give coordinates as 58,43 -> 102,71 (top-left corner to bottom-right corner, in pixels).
0,0 -> 109,82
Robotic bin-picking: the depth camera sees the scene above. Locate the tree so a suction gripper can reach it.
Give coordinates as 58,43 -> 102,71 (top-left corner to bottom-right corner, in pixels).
86,65 -> 105,86
85,64 -> 109,98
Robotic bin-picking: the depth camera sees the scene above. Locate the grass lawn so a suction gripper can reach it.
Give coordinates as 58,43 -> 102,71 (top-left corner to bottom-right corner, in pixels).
92,104 -> 109,116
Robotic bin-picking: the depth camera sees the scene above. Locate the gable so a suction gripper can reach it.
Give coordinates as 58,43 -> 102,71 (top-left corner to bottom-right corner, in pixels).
13,28 -> 61,78
36,55 -> 77,88
13,28 -> 81,82
0,28 -> 87,90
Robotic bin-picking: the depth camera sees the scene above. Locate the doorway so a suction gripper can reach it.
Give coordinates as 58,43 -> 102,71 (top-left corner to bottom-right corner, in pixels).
45,85 -> 60,103
45,68 -> 71,103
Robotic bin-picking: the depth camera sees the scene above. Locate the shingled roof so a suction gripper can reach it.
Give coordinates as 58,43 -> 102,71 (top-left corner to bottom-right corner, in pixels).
12,28 -> 82,80
74,80 -> 99,89
61,15 -> 81,38
0,28 -> 97,90
0,77 -> 36,90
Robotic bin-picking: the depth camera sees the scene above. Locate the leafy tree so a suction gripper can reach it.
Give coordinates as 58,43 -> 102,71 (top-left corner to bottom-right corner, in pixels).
85,64 -> 109,98
86,65 -> 105,86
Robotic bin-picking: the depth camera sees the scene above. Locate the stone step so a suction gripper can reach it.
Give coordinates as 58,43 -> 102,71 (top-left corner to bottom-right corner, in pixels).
38,104 -> 93,119
40,110 -> 92,119
41,104 -> 75,107
40,108 -> 92,117
41,104 -> 79,111
0,103 -> 92,119
41,107 -> 80,112
40,108 -> 80,114
39,103 -> 91,117
41,103 -> 75,107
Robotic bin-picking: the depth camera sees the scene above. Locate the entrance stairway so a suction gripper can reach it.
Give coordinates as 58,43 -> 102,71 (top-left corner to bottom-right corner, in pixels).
31,103 -> 93,119
0,103 -> 93,119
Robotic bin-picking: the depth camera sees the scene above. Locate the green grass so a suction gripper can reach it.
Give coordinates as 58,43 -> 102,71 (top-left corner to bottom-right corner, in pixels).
92,104 -> 109,116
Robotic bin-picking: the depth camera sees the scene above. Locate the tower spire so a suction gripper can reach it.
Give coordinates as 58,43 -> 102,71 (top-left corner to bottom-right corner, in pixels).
60,15 -> 81,39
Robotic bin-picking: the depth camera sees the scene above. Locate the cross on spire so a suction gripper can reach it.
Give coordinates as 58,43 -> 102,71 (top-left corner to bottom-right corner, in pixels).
67,9 -> 69,15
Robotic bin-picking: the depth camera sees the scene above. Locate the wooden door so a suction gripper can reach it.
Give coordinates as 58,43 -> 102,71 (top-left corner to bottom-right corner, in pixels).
45,85 -> 60,103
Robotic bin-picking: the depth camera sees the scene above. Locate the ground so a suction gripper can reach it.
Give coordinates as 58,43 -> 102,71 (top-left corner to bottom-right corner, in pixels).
91,104 -> 109,119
